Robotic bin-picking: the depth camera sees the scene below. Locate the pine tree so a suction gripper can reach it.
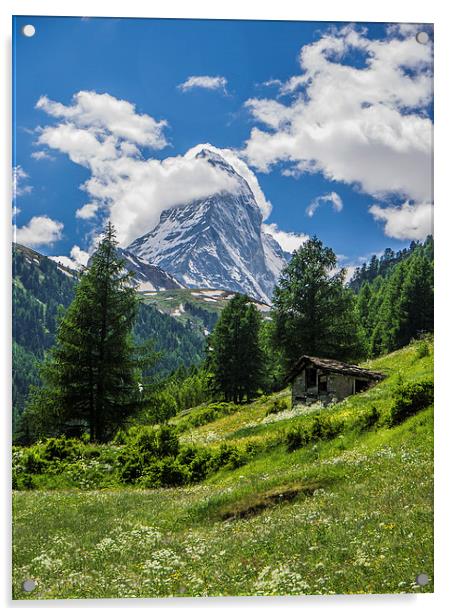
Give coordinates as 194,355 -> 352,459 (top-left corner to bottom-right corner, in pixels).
23,223 -> 157,442
356,281 -> 373,355
364,242 -> 434,356
272,236 -> 364,372
398,253 -> 434,346
207,294 -> 264,403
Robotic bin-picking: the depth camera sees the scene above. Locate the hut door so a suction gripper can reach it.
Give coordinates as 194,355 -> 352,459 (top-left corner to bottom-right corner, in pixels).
318,375 -> 328,393
305,367 -> 317,389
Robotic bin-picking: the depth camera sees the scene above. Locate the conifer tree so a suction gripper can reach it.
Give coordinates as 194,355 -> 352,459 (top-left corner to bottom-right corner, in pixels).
23,222 -> 156,442
207,294 -> 264,403
272,236 -> 364,372
397,253 -> 434,347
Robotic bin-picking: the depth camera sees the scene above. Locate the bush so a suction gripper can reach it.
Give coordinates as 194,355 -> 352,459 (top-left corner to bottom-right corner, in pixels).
209,443 -> 246,472
286,425 -> 311,452
286,412 -> 351,452
22,449 -> 47,474
118,450 -> 144,483
185,448 -> 213,482
41,436 -> 81,462
118,425 -> 181,484
389,379 -> 434,426
12,471 -> 35,490
415,339 -> 430,360
128,424 -> 180,459
112,429 -> 128,445
355,406 -> 380,431
139,458 -> 189,488
265,399 -> 289,416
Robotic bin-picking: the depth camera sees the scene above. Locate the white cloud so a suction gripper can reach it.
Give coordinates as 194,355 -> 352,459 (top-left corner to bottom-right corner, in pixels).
369,202 -> 433,240
14,215 -> 63,247
178,75 -> 228,93
49,245 -> 90,270
76,202 -> 100,220
262,222 -> 308,253
37,91 -> 168,149
13,166 -> 32,198
261,79 -> 283,88
35,91 -> 271,246
306,192 -> 343,217
185,143 -> 272,219
70,245 -> 90,266
31,150 -> 55,161
242,25 -> 433,240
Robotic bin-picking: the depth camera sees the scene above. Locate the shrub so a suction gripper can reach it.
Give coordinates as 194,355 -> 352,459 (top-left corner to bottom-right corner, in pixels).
265,399 -> 289,416
286,413 -> 345,452
209,443 -> 246,472
129,424 -> 180,459
415,339 -> 430,360
244,441 -> 263,457
389,379 -> 434,426
22,449 -> 47,474
356,406 -> 381,431
112,429 -> 128,445
139,458 -> 189,488
176,444 -> 199,466
41,437 -> 81,462
12,471 -> 35,490
118,450 -> 144,483
118,425 -> 181,484
389,380 -> 434,426
286,425 -> 310,452
186,448 -> 213,482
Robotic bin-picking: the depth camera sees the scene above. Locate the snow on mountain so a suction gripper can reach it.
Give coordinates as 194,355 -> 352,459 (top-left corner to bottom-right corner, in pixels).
127,148 -> 288,303
116,248 -> 185,292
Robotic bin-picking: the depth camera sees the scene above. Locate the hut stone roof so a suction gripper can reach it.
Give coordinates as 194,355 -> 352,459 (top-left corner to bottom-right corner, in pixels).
286,355 -> 385,384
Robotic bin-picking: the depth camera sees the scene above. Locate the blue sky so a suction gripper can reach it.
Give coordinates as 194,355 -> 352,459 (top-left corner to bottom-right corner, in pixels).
12,16 -> 433,270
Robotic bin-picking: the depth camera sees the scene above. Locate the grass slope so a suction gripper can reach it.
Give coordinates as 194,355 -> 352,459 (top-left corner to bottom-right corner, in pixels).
12,341 -> 433,599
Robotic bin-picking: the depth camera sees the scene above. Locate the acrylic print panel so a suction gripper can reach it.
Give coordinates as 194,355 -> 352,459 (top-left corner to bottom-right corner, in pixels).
12,15 -> 434,600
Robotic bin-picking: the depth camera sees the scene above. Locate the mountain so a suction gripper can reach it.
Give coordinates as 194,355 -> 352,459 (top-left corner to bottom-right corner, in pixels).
139,287 -> 272,338
127,148 -> 288,303
12,243 -> 206,431
116,248 -> 185,292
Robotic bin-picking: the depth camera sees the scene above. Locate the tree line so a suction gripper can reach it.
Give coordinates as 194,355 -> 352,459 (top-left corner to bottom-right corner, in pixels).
17,224 -> 433,444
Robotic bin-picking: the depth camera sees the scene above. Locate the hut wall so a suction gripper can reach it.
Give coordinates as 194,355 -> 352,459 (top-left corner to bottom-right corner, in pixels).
292,370 -> 306,406
327,374 -> 354,400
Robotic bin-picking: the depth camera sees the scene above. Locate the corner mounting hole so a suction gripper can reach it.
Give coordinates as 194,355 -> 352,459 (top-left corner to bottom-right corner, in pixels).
416,573 -> 430,586
416,31 -> 429,45
22,24 -> 36,38
22,579 -> 37,592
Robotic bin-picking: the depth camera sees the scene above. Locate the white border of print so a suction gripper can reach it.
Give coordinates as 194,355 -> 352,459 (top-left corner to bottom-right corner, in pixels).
1,1 -> 450,615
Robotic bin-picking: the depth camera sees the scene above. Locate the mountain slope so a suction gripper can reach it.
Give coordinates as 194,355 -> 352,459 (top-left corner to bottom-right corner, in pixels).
12,243 -> 206,427
13,341 -> 433,598
127,149 -> 288,303
116,248 -> 185,292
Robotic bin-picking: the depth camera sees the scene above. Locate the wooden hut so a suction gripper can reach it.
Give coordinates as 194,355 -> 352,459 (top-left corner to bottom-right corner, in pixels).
286,356 -> 385,407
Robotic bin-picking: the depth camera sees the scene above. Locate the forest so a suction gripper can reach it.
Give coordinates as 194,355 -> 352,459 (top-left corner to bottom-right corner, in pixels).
12,230 -> 433,444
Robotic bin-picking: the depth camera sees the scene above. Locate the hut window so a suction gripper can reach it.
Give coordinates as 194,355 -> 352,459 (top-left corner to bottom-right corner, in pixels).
306,367 -> 317,389
318,375 -> 327,393
355,379 -> 369,393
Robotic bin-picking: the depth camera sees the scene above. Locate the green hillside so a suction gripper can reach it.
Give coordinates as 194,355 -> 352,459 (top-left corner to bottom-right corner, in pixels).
12,244 -> 207,431
140,287 -> 271,334
12,340 -> 433,598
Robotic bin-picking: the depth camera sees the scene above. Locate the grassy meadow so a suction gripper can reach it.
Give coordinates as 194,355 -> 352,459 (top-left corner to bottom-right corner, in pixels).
12,340 -> 433,599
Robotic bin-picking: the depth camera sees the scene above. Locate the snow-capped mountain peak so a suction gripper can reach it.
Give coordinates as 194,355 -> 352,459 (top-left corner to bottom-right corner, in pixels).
127,149 -> 288,303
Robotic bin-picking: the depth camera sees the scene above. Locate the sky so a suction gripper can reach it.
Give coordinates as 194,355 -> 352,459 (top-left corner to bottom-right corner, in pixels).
12,16 -> 433,272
